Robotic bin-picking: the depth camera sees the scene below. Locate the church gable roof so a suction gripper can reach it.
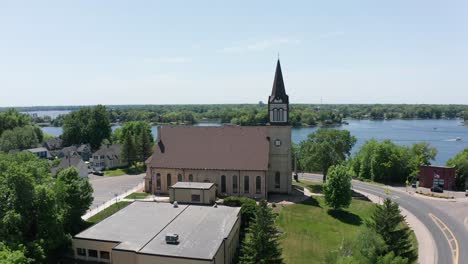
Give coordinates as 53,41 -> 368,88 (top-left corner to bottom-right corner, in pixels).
146,126 -> 270,171
268,59 -> 289,103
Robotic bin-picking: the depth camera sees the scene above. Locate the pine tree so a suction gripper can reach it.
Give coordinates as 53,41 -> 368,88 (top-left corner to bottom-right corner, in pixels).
239,200 -> 283,264
367,198 -> 416,262
122,132 -> 137,166
137,128 -> 153,162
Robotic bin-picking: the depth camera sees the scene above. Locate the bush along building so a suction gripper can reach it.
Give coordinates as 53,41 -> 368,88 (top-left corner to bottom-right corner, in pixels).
144,60 -> 292,199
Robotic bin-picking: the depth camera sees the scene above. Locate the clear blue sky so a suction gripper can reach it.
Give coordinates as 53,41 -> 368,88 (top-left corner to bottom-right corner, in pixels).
1,1 -> 467,106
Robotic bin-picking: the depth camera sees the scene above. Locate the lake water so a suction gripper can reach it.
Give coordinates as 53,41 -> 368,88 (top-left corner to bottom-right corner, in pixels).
22,110 -> 71,119
41,119 -> 468,165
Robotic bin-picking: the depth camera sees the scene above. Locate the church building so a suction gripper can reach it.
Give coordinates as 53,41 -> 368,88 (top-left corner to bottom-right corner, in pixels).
145,60 -> 292,199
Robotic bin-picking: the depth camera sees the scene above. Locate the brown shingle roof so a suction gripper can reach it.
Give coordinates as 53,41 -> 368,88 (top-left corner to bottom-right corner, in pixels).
146,126 -> 270,171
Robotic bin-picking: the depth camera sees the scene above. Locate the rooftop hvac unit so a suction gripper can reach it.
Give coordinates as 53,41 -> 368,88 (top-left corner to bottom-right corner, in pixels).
165,233 -> 179,244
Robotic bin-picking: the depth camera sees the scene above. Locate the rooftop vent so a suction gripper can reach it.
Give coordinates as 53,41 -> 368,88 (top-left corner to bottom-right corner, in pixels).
165,233 -> 179,244
173,201 -> 178,208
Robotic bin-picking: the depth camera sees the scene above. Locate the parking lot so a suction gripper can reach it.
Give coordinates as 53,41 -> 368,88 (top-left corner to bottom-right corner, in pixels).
88,173 -> 145,208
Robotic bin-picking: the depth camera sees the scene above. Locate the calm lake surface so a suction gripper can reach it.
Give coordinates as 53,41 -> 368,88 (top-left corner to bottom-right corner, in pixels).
41,119 -> 468,165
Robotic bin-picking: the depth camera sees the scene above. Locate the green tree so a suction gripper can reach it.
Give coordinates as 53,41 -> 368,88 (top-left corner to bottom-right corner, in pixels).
239,200 -> 283,264
446,148 -> 468,190
324,165 -> 352,210
0,243 -> 31,264
0,152 -> 93,262
367,198 -> 416,262
0,109 -> 31,136
122,131 -> 138,166
62,105 -> 111,150
0,125 -> 41,152
116,121 -> 154,163
408,142 -> 437,179
55,167 -> 94,235
298,129 -> 356,181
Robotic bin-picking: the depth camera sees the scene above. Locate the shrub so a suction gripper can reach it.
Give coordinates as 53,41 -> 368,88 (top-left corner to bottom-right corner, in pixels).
223,196 -> 257,228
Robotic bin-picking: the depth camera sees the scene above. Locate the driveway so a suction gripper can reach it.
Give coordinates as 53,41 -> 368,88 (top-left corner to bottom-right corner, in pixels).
299,173 -> 468,264
88,173 -> 145,208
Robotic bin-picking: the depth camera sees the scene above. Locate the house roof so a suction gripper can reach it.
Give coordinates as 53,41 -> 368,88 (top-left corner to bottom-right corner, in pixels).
93,144 -> 122,159
26,147 -> 49,153
146,126 -> 270,171
268,59 -> 289,103
75,201 -> 240,260
51,154 -> 86,175
171,182 -> 215,190
44,137 -> 63,150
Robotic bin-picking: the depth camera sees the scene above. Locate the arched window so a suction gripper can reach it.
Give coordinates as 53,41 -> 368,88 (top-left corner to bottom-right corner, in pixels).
279,108 -> 284,122
189,174 -> 193,182
156,173 -> 161,190
232,175 -> 238,193
275,172 -> 280,188
221,175 -> 226,193
244,176 -> 250,193
167,174 -> 172,188
178,174 -> 183,182
273,109 -> 278,121
256,176 -> 261,194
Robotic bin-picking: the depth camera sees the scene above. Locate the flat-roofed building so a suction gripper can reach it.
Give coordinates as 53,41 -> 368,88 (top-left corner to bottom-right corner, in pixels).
169,182 -> 216,205
73,201 -> 240,264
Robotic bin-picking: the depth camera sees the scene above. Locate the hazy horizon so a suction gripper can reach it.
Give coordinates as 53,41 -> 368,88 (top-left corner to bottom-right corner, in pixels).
1,1 -> 467,107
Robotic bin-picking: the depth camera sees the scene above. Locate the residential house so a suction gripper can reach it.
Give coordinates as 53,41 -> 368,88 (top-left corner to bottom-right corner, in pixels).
44,137 -> 63,151
51,153 -> 89,178
92,144 -> 127,171
25,147 -> 51,159
58,144 -> 92,161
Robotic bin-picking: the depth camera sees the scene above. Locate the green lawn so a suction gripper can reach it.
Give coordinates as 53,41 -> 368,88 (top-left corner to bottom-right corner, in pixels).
86,201 -> 132,225
277,183 -> 417,264
125,192 -> 150,199
294,180 -> 323,194
104,163 -> 146,177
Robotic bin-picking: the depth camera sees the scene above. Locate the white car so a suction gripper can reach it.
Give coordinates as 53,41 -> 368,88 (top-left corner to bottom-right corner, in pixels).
465,189 -> 468,197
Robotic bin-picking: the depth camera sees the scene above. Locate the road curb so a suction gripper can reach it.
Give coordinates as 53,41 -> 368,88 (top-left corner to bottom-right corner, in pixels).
354,189 -> 437,264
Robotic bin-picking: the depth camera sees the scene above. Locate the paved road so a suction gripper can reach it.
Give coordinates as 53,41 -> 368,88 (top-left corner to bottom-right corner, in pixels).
88,174 -> 145,208
300,173 -> 468,264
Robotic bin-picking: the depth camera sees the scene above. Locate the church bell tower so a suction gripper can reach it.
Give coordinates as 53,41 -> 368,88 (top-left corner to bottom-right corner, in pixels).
268,59 -> 289,125
266,59 -> 292,195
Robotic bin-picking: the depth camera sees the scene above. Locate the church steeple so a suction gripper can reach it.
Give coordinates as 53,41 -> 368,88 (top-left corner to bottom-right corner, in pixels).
268,59 -> 289,125
269,59 -> 289,104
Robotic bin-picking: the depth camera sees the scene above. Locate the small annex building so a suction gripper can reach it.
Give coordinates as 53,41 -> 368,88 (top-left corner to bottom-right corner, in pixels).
169,182 -> 216,205
419,165 -> 456,190
73,201 -> 240,264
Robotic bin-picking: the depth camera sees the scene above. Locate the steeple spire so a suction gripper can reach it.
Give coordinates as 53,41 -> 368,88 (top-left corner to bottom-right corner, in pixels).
269,59 -> 289,103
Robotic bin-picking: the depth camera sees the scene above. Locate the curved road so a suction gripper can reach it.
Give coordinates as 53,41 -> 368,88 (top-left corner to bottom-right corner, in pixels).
301,173 -> 468,264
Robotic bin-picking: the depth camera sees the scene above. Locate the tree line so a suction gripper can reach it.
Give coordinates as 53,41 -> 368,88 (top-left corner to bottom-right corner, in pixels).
26,103 -> 468,128
296,128 -> 467,190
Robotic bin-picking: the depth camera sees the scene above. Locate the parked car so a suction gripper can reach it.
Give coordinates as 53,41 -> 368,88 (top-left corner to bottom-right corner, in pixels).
465,189 -> 468,197
93,170 -> 104,176
411,183 -> 417,188
431,186 -> 443,193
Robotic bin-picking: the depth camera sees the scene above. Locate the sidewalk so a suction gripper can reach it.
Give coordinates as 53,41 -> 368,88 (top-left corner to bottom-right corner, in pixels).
82,182 -> 144,220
